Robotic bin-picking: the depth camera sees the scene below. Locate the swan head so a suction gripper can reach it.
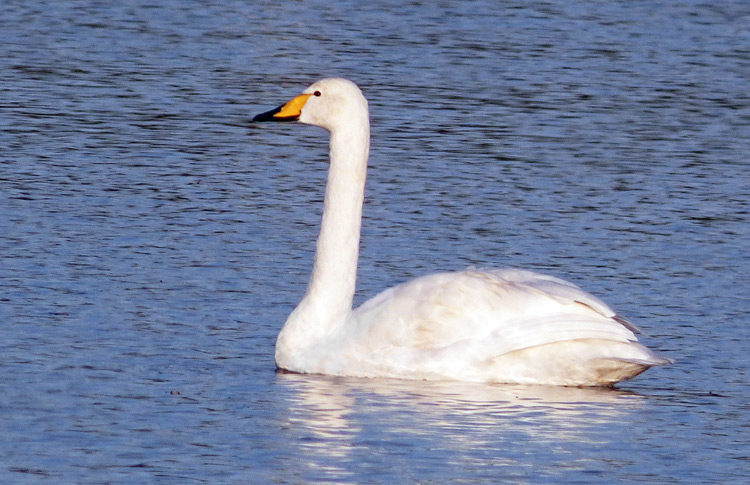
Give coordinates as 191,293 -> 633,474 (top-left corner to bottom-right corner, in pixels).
253,78 -> 368,132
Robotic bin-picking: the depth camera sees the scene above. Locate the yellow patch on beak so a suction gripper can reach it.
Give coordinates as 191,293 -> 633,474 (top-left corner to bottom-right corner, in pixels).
274,93 -> 312,119
254,93 -> 312,122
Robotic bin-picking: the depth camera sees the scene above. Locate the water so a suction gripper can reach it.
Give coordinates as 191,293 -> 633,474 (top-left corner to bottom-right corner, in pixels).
2,0 -> 749,482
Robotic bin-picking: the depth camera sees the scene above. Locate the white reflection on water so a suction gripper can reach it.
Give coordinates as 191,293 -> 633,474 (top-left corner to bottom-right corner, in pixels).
275,372 -> 644,478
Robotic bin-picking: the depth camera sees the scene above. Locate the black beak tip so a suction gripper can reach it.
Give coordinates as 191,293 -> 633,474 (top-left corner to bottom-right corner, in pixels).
252,105 -> 301,123
252,108 -> 279,122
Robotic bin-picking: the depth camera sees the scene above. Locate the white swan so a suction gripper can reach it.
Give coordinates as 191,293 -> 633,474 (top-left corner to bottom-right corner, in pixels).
254,78 -> 670,386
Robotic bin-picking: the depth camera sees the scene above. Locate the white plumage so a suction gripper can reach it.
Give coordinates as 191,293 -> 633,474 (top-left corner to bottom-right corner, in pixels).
254,78 -> 670,386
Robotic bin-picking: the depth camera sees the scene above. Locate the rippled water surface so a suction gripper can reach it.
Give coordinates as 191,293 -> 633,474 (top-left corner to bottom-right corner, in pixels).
2,0 -> 749,482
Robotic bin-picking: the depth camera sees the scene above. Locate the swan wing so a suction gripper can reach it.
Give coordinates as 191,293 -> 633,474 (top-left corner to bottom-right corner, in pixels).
353,269 -> 639,357
484,268 -> 641,333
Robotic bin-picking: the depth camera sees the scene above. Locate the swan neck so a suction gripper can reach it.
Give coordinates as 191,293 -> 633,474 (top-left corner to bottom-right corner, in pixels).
280,114 -> 370,349
307,125 -> 369,314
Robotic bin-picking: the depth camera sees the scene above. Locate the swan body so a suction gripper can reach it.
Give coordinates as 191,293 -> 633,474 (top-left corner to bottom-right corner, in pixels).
254,78 -> 670,386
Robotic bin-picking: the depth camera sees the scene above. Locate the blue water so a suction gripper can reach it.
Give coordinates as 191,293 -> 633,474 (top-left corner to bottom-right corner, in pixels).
2,0 -> 749,482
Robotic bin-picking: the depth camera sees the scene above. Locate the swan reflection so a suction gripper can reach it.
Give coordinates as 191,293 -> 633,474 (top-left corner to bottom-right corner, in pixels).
275,372 -> 646,478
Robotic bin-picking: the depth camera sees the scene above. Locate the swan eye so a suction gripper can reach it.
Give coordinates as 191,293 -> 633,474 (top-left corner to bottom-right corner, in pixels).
313,91 -> 322,97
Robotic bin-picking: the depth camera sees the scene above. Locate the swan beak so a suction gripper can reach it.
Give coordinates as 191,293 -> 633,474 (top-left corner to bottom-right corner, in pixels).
253,93 -> 311,122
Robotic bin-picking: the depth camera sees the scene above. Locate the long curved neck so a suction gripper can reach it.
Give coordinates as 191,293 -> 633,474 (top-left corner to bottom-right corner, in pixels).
307,124 -> 369,316
282,116 -> 370,343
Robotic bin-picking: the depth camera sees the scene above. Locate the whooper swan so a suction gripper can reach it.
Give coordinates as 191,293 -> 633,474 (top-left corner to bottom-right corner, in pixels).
253,78 -> 670,386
